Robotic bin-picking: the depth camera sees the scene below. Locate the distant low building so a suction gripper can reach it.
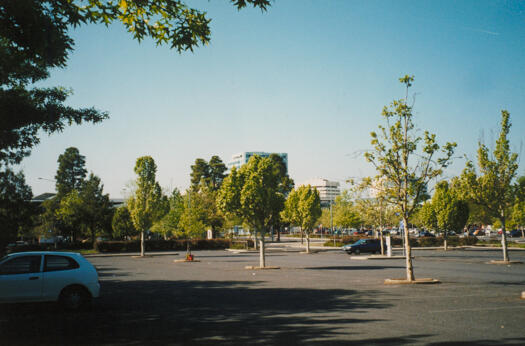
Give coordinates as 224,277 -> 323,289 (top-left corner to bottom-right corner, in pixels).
227,151 -> 288,172
299,178 -> 341,208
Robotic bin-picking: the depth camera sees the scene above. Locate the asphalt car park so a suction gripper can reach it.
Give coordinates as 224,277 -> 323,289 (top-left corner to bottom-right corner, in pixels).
1,248 -> 525,345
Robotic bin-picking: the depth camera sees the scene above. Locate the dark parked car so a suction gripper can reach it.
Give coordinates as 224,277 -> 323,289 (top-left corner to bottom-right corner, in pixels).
509,230 -> 524,238
418,231 -> 435,237
342,239 -> 383,255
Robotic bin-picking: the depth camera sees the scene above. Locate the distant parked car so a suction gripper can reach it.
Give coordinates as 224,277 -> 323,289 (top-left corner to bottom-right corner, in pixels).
509,230 -> 523,238
0,252 -> 100,309
418,231 -> 435,238
342,239 -> 383,255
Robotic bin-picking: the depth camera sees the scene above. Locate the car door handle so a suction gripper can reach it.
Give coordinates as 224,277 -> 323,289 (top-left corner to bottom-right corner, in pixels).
29,276 -> 39,280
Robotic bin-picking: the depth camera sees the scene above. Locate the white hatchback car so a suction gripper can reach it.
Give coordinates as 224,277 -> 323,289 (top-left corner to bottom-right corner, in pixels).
0,251 -> 100,309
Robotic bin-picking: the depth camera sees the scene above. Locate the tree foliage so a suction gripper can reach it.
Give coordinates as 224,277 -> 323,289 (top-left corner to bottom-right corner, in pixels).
217,155 -> 293,267
151,188 -> 184,239
190,156 -> 227,192
127,156 -> 167,256
364,75 -> 456,281
332,191 -> 361,229
55,147 -> 87,197
0,169 -> 34,248
459,110 -> 519,261
282,185 -> 321,253
55,173 -> 112,246
112,206 -> 138,240
0,0 -> 270,166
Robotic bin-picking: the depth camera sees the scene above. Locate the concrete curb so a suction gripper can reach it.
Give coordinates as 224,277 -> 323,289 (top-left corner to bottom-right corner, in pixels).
244,266 -> 280,270
384,278 -> 440,285
85,251 -> 179,258
174,259 -> 201,263
350,255 -> 408,260
488,260 -> 524,265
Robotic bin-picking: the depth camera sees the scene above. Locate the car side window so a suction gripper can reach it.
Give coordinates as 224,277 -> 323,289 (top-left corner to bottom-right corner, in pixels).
0,255 -> 41,275
44,255 -> 80,272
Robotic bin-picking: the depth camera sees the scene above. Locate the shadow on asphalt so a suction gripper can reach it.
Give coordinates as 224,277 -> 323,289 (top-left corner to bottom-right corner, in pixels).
1,279 -> 392,345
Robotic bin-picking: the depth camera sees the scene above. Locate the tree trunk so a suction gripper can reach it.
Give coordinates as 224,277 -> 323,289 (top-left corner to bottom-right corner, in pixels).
254,230 -> 258,250
91,228 -> 96,250
259,237 -> 266,268
301,229 -> 304,244
500,217 -> 509,262
403,216 -> 415,281
140,231 -> 145,257
379,228 -> 384,255
521,226 -> 524,239
277,226 -> 281,242
305,231 -> 310,254
444,231 -> 448,251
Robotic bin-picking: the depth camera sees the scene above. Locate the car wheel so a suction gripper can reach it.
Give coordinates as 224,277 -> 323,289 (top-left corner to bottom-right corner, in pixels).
60,286 -> 90,310
354,249 -> 360,255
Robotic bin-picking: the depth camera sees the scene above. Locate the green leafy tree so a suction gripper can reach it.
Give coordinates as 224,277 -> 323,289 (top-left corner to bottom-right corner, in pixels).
55,173 -> 112,246
177,192 -> 208,257
364,75 -> 456,281
333,190 -> 361,230
55,190 -> 84,242
190,156 -> 228,192
190,158 -> 210,191
417,201 -> 437,231
510,201 -> 525,238
209,156 -> 228,191
78,174 -> 112,245
282,185 -> 322,253
112,206 -> 138,240
0,0 -> 269,167
55,147 -> 87,197
127,156 -> 167,256
151,188 -> 185,239
420,181 -> 469,250
0,169 -> 34,249
316,208 -> 331,232
459,111 -> 518,262
217,156 -> 293,268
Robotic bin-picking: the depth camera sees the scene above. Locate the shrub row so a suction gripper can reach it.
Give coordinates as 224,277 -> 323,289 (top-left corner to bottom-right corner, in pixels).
5,239 -> 244,254
325,236 -> 478,247
96,239 -> 234,253
6,241 -> 94,254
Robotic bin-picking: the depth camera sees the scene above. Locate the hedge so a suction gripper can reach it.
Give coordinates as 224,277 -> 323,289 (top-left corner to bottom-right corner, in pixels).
5,241 -> 94,254
325,236 -> 478,247
96,239 -> 234,253
4,239 -> 242,254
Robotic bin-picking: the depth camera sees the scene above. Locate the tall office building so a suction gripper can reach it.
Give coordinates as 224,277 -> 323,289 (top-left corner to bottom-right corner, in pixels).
299,178 -> 341,208
227,152 -> 288,172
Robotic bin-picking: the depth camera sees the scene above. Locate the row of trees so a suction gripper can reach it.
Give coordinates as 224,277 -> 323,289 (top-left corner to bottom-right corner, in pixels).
362,75 -> 524,282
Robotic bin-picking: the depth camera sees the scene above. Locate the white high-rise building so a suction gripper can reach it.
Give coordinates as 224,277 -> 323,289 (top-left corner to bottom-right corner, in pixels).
227,152 -> 288,172
299,178 -> 341,207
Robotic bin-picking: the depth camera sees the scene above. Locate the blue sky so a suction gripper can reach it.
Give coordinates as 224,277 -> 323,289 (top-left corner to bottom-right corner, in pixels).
20,0 -> 525,197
